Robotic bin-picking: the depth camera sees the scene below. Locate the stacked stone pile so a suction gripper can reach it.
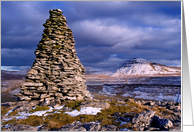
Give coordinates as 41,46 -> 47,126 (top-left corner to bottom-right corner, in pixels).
15,9 -> 92,102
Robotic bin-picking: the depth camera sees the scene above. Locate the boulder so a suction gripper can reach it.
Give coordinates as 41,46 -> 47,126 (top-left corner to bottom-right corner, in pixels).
83,122 -> 101,131
152,115 -> 173,130
59,123 -> 87,131
131,110 -> 155,125
5,124 -> 38,131
101,125 -> 117,131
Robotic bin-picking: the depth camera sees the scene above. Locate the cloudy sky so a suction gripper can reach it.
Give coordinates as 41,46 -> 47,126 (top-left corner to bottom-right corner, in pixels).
1,1 -> 181,70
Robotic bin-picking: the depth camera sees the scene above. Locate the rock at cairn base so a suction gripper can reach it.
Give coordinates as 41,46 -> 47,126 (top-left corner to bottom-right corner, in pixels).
15,9 -> 93,102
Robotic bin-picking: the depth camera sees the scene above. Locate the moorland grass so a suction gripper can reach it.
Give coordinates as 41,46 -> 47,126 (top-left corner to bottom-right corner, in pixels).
1,100 -> 172,130
29,106 -> 50,113
1,109 -> 8,115
15,115 -> 44,126
64,100 -> 83,111
44,113 -> 76,129
1,106 -> 12,115
8,111 -> 18,116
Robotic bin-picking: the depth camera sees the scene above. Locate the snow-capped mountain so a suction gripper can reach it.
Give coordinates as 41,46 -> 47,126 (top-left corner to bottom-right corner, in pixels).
85,58 -> 181,76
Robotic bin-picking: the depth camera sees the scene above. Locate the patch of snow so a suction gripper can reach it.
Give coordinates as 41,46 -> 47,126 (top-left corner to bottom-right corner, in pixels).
2,117 -> 14,122
53,104 -> 65,110
120,128 -> 132,131
64,109 -> 79,117
5,108 -> 15,116
2,105 -> 65,123
30,110 -> 52,116
4,124 -> 11,128
37,124 -> 43,130
65,107 -> 102,117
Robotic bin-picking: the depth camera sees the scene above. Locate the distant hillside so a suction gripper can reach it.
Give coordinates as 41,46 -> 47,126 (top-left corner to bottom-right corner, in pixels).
85,58 -> 181,76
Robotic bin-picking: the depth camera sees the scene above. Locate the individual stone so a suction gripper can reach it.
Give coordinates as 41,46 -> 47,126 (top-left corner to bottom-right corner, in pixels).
83,123 -> 101,131
38,125 -> 50,131
23,82 -> 43,87
131,110 -> 156,128
100,125 -> 117,131
59,123 -> 87,131
152,115 -> 173,130
15,8 -> 93,102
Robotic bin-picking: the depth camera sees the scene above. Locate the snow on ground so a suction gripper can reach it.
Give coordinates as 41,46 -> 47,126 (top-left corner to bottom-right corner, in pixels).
64,107 -> 102,117
2,105 -> 103,123
30,109 -> 53,116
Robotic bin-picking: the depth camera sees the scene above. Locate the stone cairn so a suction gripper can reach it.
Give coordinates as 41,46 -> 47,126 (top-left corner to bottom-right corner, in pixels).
15,9 -> 93,103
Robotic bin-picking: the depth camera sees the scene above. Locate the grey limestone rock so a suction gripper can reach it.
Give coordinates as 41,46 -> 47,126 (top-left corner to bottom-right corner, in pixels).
100,125 -> 117,131
131,110 -> 156,130
83,123 -> 101,131
59,123 -> 86,131
15,9 -> 92,103
5,124 -> 38,131
152,115 -> 173,130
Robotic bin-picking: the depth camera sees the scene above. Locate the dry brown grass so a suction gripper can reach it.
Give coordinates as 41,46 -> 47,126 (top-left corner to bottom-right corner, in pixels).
15,115 -> 44,126
64,100 -> 83,111
1,128 -> 7,131
1,106 -> 12,115
1,109 -> 9,115
132,127 -> 139,131
8,111 -> 18,116
29,106 -> 50,113
151,105 -> 173,118
91,93 -> 129,101
45,113 -> 76,130
1,118 -> 17,125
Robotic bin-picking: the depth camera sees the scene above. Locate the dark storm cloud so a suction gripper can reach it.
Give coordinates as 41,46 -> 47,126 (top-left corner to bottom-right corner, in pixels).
1,1 -> 181,69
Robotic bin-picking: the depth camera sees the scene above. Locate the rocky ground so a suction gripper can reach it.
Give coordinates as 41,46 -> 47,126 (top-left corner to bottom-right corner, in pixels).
1,99 -> 181,131
1,70 -> 181,131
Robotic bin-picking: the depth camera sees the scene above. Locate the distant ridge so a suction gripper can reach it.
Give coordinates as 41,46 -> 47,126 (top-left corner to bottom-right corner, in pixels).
85,58 -> 181,76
